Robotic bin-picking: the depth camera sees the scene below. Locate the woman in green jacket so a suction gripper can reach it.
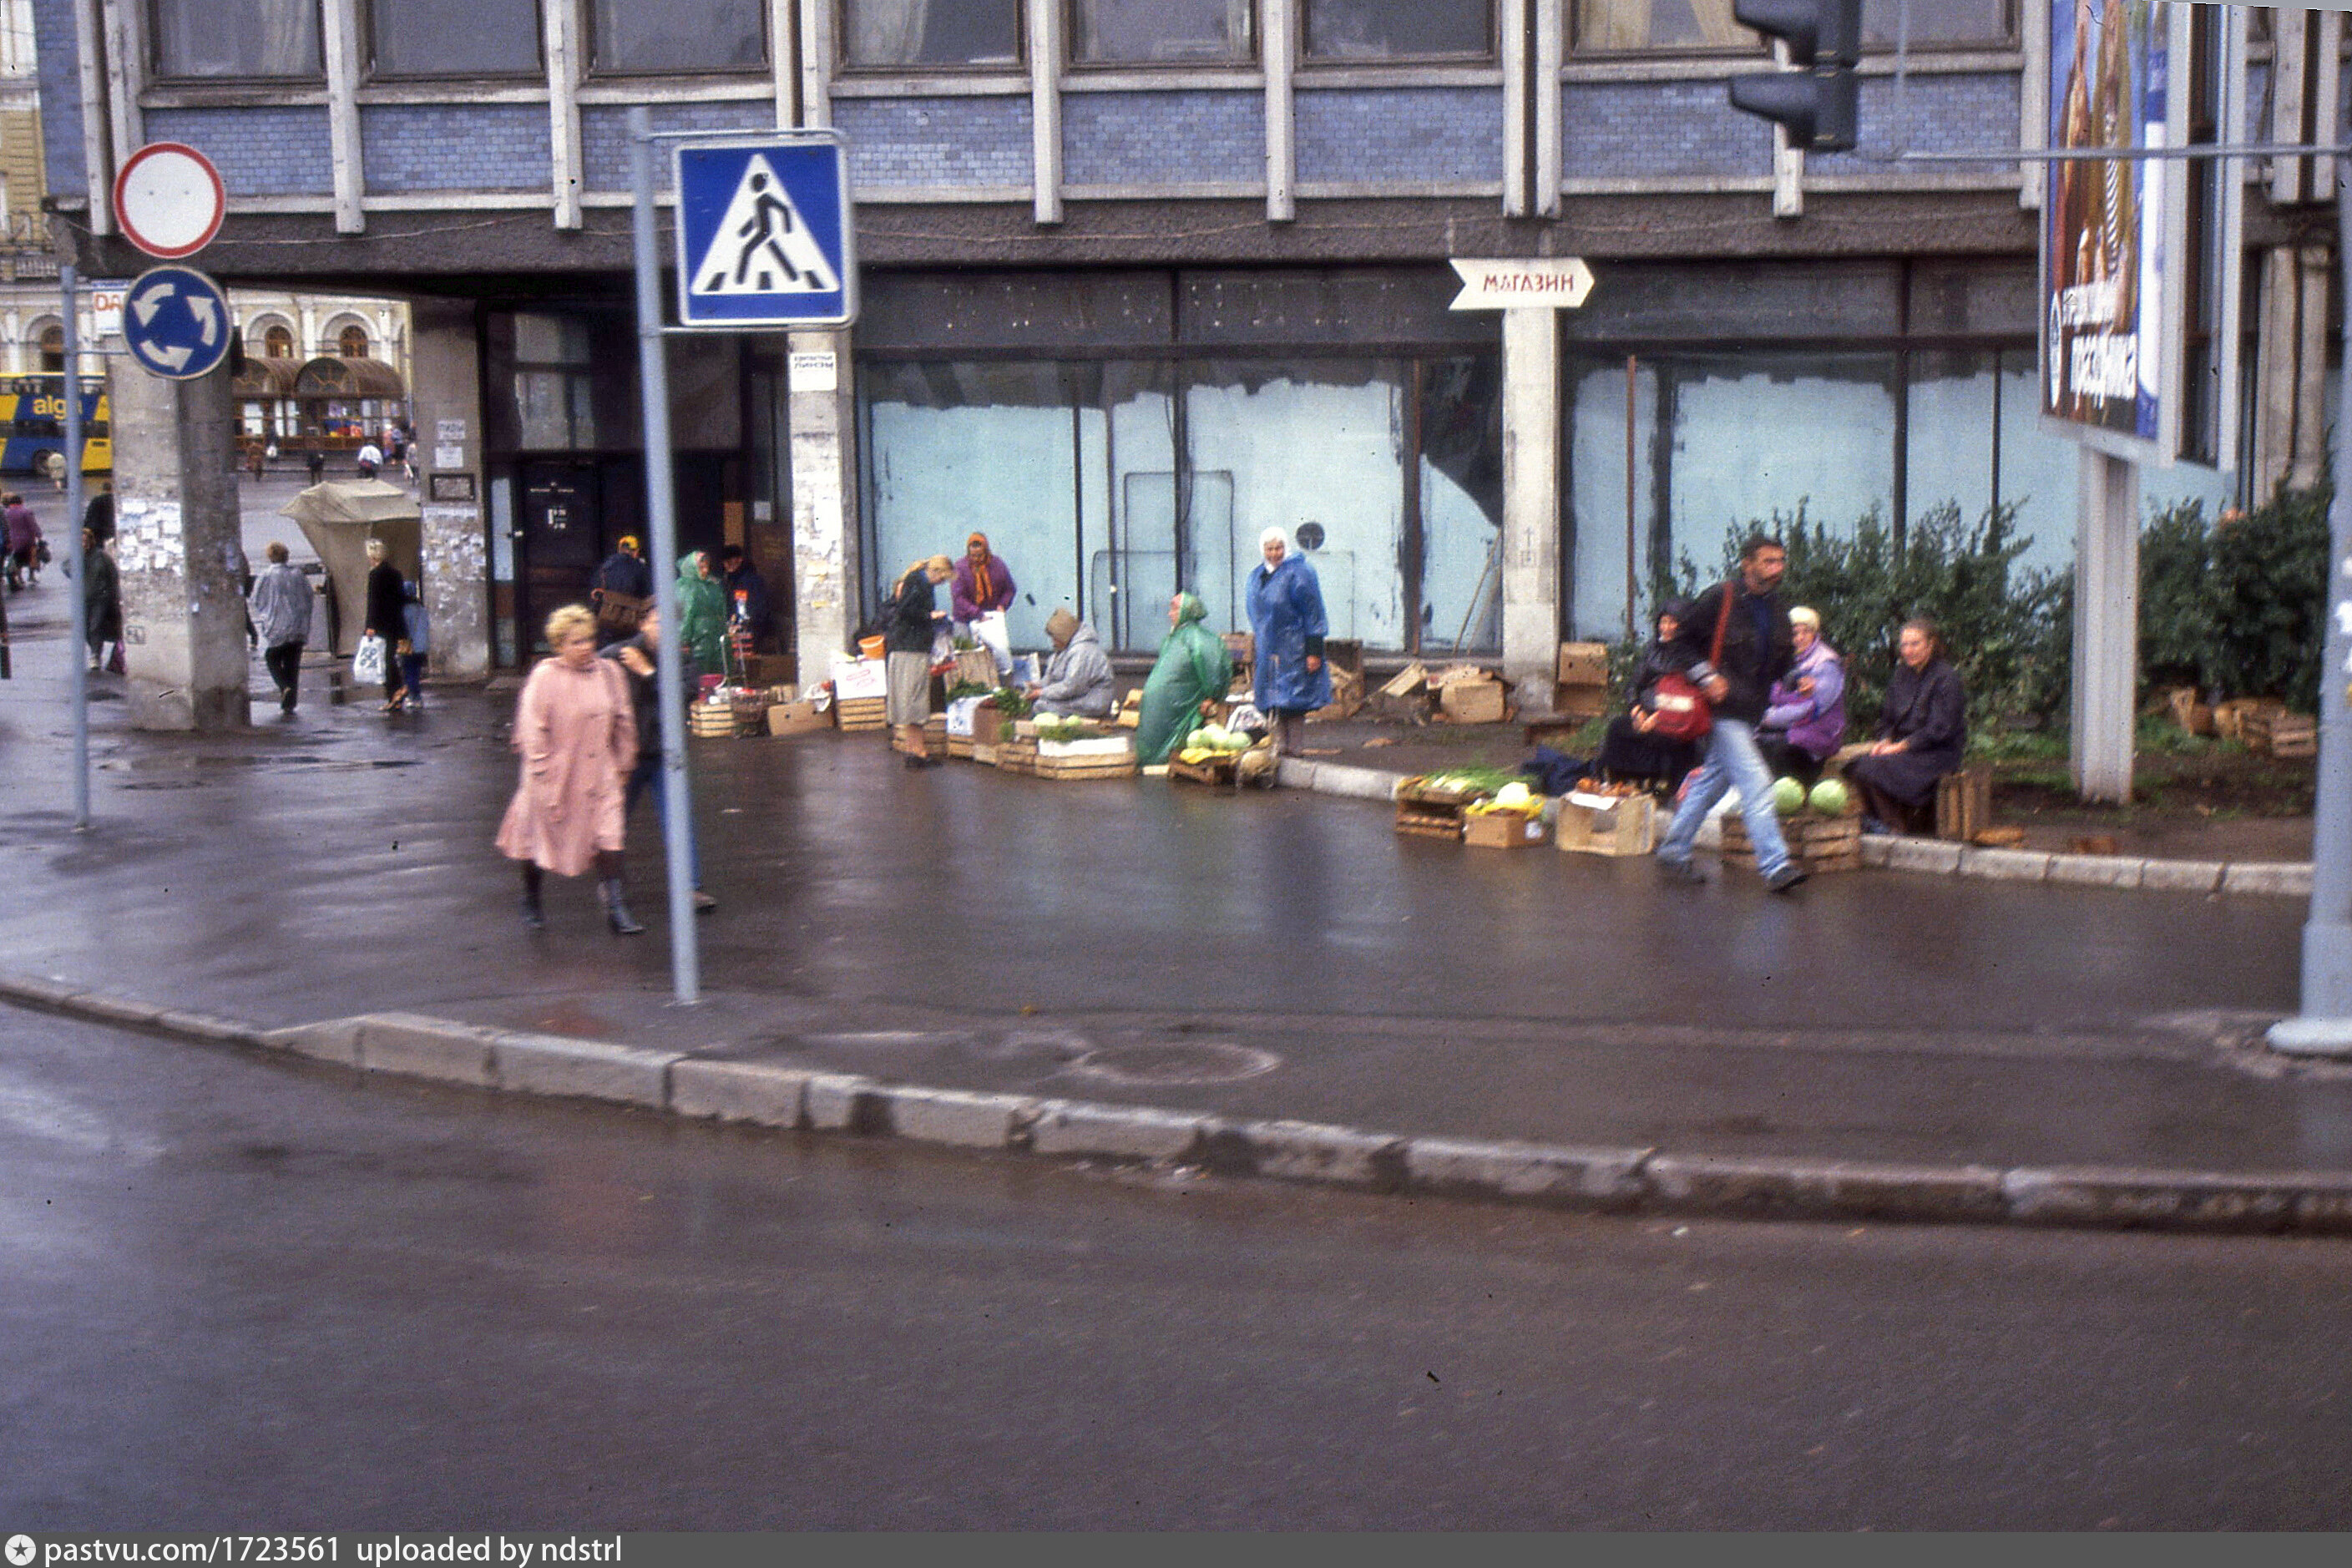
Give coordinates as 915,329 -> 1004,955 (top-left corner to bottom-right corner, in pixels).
674,549 -> 729,680
1135,590 -> 1232,766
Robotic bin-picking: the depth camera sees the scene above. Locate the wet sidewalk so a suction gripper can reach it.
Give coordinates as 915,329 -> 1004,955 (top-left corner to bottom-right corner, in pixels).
0,589 -> 2346,1227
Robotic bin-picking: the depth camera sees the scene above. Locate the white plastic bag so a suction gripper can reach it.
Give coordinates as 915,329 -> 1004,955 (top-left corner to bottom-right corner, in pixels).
352,633 -> 387,685
970,609 -> 1014,676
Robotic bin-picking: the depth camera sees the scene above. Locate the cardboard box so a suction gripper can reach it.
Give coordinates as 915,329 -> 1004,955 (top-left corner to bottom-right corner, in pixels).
1464,810 -> 1548,849
1552,683 -> 1611,721
830,655 -> 889,702
1556,641 -> 1611,686
768,700 -> 827,737
1555,791 -> 1658,857
1439,678 -> 1509,725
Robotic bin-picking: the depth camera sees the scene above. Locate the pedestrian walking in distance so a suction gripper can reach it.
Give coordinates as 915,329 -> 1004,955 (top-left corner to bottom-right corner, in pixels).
247,541 -> 313,715
78,527 -> 122,674
362,538 -> 409,713
496,604 -> 645,936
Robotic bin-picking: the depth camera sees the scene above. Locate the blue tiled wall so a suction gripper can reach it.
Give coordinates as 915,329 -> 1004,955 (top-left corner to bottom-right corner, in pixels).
1297,87 -> 1500,185
1562,78 -> 1774,180
1062,90 -> 1262,187
362,104 -> 549,192
145,107 -> 335,196
31,0 -> 83,197
1810,73 -> 2020,176
581,101 -> 776,193
834,95 -> 1031,189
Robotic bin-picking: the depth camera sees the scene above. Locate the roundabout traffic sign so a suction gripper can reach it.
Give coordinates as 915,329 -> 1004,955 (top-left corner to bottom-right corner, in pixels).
113,141 -> 225,260
121,264 -> 232,380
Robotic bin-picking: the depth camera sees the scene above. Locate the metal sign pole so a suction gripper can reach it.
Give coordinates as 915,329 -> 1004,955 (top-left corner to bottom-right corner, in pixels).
61,263 -> 89,829
2271,163 -> 2352,1054
629,105 -> 700,1005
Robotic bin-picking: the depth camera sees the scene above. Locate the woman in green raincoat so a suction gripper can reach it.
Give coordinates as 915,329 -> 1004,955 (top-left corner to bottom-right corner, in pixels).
1135,590 -> 1233,766
674,549 -> 729,679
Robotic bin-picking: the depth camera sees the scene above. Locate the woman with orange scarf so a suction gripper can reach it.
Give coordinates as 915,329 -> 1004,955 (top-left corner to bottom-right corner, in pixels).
949,532 -> 1017,679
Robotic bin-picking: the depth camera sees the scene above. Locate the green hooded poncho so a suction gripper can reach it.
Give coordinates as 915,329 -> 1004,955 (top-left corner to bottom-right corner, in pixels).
1136,591 -> 1233,766
675,550 -> 729,679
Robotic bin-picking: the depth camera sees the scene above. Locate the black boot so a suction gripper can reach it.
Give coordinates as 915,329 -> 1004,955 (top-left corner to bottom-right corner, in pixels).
519,867 -> 545,930
600,878 -> 645,936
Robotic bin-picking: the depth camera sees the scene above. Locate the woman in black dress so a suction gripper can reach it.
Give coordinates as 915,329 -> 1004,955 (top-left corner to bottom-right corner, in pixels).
362,538 -> 410,713
1844,618 -> 1967,834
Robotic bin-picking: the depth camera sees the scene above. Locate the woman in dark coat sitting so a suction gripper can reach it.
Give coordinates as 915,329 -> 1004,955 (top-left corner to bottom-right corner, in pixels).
1591,599 -> 1704,791
1844,618 -> 1966,834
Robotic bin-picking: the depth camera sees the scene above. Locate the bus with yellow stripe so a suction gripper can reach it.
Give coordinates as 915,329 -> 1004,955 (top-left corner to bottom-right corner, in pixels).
0,374 -> 110,481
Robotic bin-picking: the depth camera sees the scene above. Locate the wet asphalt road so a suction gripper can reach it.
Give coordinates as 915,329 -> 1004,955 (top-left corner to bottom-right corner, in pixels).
7,1009 -> 2351,1530
0,581 -> 2338,1176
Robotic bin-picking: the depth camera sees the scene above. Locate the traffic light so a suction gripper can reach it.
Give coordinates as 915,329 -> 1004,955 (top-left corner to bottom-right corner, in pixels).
1727,0 -> 1861,153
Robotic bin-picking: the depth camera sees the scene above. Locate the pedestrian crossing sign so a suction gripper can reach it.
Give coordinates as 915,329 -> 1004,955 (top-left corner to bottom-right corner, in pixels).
673,133 -> 856,329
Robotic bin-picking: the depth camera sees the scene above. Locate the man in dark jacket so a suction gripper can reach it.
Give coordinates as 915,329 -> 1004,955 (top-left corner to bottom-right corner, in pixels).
1653,534 -> 1808,893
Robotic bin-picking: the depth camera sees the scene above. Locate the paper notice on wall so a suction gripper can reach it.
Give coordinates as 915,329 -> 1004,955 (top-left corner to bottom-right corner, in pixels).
434,446 -> 463,469
789,352 -> 837,393
437,419 -> 467,443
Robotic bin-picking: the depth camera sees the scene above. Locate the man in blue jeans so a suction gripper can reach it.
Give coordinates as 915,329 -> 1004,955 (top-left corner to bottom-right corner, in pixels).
1654,534 -> 1808,894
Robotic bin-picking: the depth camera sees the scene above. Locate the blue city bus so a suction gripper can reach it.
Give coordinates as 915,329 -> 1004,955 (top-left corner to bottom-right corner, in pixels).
0,374 -> 111,480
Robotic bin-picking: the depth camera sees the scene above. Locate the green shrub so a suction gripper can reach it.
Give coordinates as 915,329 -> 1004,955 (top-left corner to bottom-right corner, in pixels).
2133,483 -> 2328,711
1666,500 -> 2067,735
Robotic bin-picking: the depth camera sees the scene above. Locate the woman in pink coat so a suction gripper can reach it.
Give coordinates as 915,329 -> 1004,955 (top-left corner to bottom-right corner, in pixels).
496,604 -> 644,934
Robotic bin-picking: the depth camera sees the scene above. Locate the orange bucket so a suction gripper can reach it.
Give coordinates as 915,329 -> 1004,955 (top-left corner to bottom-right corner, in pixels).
857,635 -> 886,660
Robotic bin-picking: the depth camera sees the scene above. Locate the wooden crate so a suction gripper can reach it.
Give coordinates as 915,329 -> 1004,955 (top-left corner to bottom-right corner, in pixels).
1393,776 -> 1481,841
947,736 -> 976,759
1722,811 -> 1863,873
1037,736 -> 1136,780
1934,764 -> 1993,843
995,739 -> 1038,776
2243,709 -> 2315,759
1556,791 -> 1657,857
1170,752 -> 1240,787
688,703 -> 735,739
836,696 -> 888,733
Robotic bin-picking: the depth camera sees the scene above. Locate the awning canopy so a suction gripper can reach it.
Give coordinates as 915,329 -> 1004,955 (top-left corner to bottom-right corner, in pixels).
294,355 -> 407,398
231,357 -> 303,398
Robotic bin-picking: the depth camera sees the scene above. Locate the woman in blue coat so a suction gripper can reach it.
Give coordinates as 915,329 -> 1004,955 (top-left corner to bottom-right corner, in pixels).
1246,527 -> 1331,753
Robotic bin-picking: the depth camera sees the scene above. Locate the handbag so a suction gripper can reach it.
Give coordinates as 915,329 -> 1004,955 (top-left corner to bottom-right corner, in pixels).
1646,585 -> 1733,744
352,632 -> 387,685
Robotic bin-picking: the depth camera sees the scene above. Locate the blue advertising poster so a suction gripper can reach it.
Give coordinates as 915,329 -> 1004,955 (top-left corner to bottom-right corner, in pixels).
2044,0 -> 2167,449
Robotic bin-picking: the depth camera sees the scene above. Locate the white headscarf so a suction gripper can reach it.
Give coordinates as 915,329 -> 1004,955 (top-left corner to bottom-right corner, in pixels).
1259,527 -> 1289,552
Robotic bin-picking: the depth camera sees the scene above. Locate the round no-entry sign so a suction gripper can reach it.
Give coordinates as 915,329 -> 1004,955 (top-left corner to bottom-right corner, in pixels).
113,142 -> 225,260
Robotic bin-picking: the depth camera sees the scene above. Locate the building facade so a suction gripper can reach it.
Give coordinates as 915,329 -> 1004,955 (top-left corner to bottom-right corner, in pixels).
28,0 -> 2344,690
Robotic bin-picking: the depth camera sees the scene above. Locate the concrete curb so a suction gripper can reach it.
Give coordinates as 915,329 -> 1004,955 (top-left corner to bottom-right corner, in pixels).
1280,761 -> 2311,897
8,974 -> 2347,1241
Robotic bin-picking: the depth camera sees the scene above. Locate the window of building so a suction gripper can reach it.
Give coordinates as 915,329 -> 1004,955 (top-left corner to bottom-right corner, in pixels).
369,0 -> 543,76
1570,0 -> 2011,55
338,325 -> 371,358
38,325 -> 62,373
149,0 -> 321,78
1072,0 -> 1253,66
845,0 -> 1021,67
590,0 -> 764,72
1303,0 -> 1490,61
511,313 -> 598,450
263,324 -> 294,359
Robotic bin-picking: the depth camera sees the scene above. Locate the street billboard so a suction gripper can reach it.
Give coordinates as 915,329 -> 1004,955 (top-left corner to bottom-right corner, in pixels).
2042,0 -> 2172,458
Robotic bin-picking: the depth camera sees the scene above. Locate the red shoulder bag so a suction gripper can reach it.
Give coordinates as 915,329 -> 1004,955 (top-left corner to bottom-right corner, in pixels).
1646,585 -> 1732,744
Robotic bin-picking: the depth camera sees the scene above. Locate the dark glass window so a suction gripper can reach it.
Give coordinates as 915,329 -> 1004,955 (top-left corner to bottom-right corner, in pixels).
1571,0 -> 2010,54
846,0 -> 1021,67
370,0 -> 543,76
1073,0 -> 1252,65
149,0 -> 321,78
1305,0 -> 1489,60
591,0 -> 765,72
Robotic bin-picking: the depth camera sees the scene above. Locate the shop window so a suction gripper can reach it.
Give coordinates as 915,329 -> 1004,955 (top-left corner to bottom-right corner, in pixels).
369,0 -> 543,77
1073,0 -> 1253,65
1305,0 -> 1490,60
845,0 -> 1021,67
590,0 -> 765,72
1571,0 -> 2010,55
149,0 -> 321,78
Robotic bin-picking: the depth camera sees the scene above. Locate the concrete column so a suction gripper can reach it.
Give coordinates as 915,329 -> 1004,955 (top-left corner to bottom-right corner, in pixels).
1499,306 -> 1560,709
2070,445 -> 2138,804
2254,245 -> 2333,496
409,297 -> 489,680
787,327 -> 858,669
108,360 -> 250,731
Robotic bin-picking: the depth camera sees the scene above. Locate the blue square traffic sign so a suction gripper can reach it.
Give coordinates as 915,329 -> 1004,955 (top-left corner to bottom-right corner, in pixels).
673,134 -> 856,330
